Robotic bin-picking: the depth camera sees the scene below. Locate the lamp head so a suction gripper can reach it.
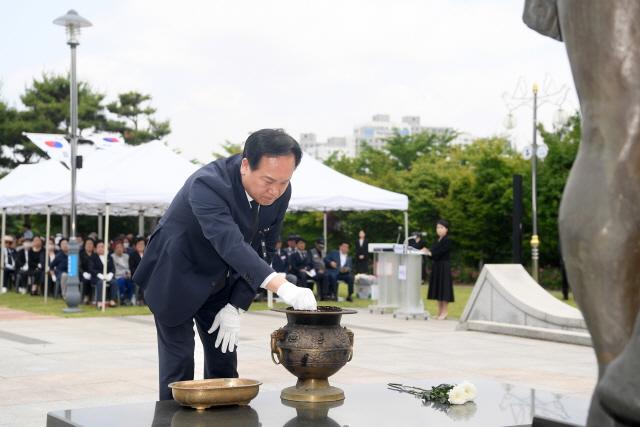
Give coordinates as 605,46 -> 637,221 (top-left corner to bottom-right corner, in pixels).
53,10 -> 92,45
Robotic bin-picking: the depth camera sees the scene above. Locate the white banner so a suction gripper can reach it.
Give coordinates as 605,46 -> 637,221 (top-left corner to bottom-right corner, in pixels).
87,133 -> 125,149
23,132 -> 71,167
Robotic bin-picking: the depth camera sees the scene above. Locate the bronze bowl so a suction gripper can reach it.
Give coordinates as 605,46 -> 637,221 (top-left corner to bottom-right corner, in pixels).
168,378 -> 261,411
271,306 -> 356,402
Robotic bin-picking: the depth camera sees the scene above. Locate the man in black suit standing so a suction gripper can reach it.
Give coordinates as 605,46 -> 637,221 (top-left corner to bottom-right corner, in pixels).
133,129 -> 317,400
325,242 -> 354,302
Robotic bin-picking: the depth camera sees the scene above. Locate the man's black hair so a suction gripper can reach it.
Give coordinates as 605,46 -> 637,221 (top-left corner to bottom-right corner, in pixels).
243,129 -> 302,170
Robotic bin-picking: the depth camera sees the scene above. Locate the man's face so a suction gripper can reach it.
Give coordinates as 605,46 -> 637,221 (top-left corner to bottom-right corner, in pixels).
240,155 -> 296,206
340,243 -> 349,254
32,237 -> 42,250
287,239 -> 296,248
135,240 -> 145,252
96,242 -> 105,256
115,243 -> 123,255
297,241 -> 306,251
60,241 -> 69,253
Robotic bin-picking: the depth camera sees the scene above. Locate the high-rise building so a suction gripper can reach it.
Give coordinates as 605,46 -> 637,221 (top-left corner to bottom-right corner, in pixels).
353,114 -> 412,154
298,133 -> 354,161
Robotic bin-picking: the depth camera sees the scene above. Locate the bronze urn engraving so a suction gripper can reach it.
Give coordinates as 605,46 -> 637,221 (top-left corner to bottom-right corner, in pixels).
270,306 -> 356,402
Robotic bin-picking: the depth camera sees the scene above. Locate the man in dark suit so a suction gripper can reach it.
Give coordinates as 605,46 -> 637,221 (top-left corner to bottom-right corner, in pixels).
324,242 -> 354,302
309,238 -> 329,300
133,129 -> 317,400
270,240 -> 297,285
289,238 -> 314,290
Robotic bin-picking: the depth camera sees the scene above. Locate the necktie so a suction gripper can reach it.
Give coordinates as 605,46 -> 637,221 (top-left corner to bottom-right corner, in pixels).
248,200 -> 260,242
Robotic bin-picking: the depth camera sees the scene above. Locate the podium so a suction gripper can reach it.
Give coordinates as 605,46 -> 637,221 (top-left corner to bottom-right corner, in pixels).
368,244 -> 429,320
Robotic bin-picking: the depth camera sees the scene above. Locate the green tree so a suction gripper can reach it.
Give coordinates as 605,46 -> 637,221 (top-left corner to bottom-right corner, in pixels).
106,91 -> 170,144
384,129 -> 458,170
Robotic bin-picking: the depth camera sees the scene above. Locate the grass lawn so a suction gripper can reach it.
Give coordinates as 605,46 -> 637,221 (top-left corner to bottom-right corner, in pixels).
0,284 -> 578,319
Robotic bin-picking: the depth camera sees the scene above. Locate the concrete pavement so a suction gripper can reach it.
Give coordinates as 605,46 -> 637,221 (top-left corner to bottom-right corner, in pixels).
0,308 -> 597,426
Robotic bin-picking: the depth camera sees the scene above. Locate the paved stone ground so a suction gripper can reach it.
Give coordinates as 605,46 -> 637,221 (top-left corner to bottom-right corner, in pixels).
0,309 -> 597,427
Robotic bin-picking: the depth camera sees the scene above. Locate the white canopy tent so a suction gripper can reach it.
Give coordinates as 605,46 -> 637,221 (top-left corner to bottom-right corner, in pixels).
0,142 -> 410,307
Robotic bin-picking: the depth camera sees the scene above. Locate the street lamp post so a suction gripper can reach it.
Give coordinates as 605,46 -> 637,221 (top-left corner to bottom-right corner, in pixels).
502,77 -> 569,283
530,84 -> 540,283
54,10 -> 92,312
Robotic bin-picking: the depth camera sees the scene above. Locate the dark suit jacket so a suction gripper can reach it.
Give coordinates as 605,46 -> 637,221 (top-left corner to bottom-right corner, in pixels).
133,154 -> 290,326
271,250 -> 289,274
129,251 -> 143,278
50,251 -> 68,275
290,250 -> 313,272
324,250 -> 352,274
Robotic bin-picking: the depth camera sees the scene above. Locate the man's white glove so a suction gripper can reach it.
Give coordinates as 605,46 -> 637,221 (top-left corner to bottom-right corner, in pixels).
277,281 -> 317,310
82,272 -> 91,280
51,274 -> 57,283
97,273 -> 104,280
106,272 -> 114,281
208,303 -> 244,353
21,264 -> 28,272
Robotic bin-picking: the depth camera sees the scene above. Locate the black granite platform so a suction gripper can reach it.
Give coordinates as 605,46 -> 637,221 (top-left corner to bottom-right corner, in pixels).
46,380 -> 589,427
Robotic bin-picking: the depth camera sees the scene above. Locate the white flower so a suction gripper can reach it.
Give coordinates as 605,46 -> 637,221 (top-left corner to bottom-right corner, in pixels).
459,381 -> 477,401
448,385 -> 468,405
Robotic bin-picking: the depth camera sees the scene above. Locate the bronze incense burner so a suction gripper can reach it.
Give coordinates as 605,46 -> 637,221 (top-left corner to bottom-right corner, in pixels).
271,306 -> 356,402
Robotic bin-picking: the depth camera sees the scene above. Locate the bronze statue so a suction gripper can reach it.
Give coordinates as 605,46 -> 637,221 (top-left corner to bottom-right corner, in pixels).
523,1 -> 640,426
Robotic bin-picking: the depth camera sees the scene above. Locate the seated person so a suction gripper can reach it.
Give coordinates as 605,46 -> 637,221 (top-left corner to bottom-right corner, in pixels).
271,240 -> 297,285
94,240 -> 118,308
15,237 -> 32,294
49,238 -> 69,298
325,242 -> 354,302
2,235 -> 16,292
310,238 -> 330,300
128,237 -> 146,305
290,238 -> 314,290
80,238 -> 98,304
111,241 -> 134,305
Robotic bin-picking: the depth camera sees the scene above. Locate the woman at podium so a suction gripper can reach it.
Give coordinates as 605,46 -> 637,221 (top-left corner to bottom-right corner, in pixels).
422,220 -> 453,320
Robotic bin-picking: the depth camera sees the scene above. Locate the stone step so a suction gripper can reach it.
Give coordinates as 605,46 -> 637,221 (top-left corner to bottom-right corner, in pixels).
463,319 -> 592,347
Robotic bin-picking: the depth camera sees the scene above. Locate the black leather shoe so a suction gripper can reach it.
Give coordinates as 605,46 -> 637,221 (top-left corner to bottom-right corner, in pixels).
346,295 -> 353,302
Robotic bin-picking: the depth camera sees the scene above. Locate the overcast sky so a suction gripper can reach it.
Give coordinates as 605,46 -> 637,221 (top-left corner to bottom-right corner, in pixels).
0,0 -> 578,162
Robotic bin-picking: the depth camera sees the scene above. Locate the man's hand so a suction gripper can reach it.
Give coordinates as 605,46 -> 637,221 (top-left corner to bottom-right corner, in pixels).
82,272 -> 91,280
208,303 -> 243,353
330,261 -> 337,269
276,281 -> 317,310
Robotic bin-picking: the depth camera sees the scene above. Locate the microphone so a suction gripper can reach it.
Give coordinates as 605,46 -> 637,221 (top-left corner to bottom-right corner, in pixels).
395,226 -> 403,244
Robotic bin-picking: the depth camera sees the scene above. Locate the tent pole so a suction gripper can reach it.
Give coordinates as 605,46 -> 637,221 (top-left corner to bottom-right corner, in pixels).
138,210 -> 144,236
101,204 -> 110,313
0,208 -> 5,291
44,206 -> 51,303
323,211 -> 328,257
62,215 -> 68,238
404,211 -> 409,252
97,212 -> 103,239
